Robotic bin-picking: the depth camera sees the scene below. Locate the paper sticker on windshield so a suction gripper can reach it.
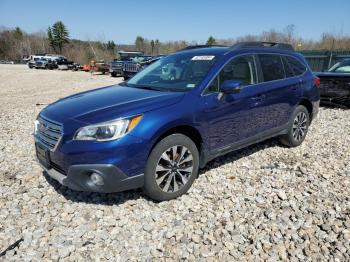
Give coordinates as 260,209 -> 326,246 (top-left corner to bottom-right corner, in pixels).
191,55 -> 215,61
186,84 -> 196,88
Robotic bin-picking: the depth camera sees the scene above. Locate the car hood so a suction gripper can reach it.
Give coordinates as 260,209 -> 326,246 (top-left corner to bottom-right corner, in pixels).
42,85 -> 184,124
315,72 -> 350,78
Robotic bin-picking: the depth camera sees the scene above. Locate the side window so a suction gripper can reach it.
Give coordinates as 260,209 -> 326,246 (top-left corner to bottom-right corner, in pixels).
285,56 -> 306,76
281,56 -> 294,77
203,55 -> 256,95
258,54 -> 285,81
219,55 -> 257,87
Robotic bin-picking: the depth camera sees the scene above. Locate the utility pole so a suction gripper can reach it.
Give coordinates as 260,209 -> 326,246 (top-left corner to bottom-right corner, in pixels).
328,38 -> 335,69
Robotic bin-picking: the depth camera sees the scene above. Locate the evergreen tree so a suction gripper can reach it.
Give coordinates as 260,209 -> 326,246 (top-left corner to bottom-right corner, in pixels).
47,21 -> 70,54
206,36 -> 217,45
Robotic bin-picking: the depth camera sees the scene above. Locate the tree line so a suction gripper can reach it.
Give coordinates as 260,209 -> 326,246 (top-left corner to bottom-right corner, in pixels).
1,22 -> 350,64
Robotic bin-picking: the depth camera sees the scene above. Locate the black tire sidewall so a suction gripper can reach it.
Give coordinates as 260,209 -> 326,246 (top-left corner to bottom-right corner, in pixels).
144,134 -> 199,201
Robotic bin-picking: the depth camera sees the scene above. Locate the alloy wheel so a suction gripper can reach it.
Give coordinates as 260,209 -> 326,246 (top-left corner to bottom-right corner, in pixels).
155,145 -> 193,193
292,112 -> 307,141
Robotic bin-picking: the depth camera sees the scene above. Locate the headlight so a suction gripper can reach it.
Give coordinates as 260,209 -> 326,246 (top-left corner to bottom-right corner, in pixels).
74,115 -> 142,141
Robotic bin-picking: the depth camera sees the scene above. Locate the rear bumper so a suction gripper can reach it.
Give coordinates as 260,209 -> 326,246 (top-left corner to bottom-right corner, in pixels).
41,163 -> 144,193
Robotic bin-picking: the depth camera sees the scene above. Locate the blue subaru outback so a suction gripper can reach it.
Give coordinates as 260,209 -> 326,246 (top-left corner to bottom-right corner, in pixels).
34,42 -> 320,201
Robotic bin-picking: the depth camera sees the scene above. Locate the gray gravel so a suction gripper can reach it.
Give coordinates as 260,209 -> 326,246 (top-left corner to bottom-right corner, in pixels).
0,65 -> 349,261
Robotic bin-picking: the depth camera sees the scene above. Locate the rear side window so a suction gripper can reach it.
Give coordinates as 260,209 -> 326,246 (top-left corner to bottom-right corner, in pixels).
285,56 -> 306,76
258,54 -> 285,81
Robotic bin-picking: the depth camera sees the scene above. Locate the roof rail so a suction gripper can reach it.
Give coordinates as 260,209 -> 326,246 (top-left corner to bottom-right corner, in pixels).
229,41 -> 294,51
178,45 -> 227,51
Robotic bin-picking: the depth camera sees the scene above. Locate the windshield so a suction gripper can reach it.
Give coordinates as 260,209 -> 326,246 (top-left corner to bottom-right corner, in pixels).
127,53 -> 217,91
328,60 -> 350,73
132,56 -> 152,63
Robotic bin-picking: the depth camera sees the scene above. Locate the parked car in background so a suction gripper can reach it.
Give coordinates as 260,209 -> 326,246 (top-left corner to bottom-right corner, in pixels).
71,63 -> 83,71
315,59 -> 350,108
56,58 -> 74,70
110,51 -> 143,77
27,55 -> 44,68
121,55 -> 155,80
34,42 -> 320,201
90,60 -> 109,74
0,60 -> 15,64
34,58 -> 57,69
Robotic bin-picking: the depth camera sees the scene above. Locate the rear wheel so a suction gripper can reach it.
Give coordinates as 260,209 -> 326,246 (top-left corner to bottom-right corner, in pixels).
111,72 -> 116,77
279,105 -> 310,147
144,134 -> 199,201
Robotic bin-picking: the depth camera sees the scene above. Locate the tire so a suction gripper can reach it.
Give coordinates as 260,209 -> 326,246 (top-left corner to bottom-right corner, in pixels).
279,105 -> 310,147
123,76 -> 129,81
111,72 -> 116,77
144,134 -> 199,201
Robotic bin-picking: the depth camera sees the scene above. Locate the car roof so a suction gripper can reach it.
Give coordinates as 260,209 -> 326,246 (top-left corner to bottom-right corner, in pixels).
175,46 -> 230,56
175,43 -> 297,57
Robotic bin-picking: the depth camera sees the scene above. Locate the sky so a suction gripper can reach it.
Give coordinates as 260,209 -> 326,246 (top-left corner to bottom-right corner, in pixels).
0,0 -> 349,44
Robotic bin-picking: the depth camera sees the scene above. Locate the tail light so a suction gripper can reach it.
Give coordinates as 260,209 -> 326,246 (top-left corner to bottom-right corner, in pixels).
314,77 -> 321,88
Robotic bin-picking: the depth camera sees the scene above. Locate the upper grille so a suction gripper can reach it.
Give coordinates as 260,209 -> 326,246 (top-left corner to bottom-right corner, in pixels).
36,116 -> 63,150
123,63 -> 138,72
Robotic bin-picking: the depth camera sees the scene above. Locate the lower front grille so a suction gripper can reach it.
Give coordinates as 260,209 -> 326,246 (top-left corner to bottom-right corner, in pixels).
50,161 -> 66,175
36,116 -> 63,151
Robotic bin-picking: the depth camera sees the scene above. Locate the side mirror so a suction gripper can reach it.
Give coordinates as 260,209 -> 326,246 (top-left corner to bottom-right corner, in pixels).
220,80 -> 242,94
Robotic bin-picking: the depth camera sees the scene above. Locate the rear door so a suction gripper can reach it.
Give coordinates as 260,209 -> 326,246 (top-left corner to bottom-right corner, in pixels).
255,54 -> 301,130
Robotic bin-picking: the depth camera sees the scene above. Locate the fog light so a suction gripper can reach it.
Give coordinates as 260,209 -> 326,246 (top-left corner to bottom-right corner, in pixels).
90,173 -> 104,186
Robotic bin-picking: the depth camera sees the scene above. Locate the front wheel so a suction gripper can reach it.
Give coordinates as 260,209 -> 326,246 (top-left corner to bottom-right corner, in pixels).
144,134 -> 199,201
279,105 -> 310,147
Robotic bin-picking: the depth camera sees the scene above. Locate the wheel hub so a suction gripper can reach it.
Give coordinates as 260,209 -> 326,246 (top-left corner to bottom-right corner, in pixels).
155,145 -> 194,193
292,112 -> 307,141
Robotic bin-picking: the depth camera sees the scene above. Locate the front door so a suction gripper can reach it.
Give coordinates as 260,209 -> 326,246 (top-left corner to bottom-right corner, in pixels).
202,54 -> 270,152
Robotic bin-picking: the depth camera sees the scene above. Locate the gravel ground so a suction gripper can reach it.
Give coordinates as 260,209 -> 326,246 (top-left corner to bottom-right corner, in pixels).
0,64 -> 349,261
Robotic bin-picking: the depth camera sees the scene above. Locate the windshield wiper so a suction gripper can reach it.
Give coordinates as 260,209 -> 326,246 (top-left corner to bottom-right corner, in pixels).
131,84 -> 163,91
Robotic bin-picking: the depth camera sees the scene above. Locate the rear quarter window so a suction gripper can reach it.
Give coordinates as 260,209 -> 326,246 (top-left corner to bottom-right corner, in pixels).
285,56 -> 306,76
258,54 -> 285,82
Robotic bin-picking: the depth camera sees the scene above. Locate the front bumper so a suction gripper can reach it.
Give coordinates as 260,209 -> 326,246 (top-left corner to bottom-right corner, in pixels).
110,68 -> 122,75
122,71 -> 137,78
41,162 -> 144,193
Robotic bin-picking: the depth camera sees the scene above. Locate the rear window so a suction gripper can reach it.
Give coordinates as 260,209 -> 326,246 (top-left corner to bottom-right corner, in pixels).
285,56 -> 306,76
258,54 -> 285,81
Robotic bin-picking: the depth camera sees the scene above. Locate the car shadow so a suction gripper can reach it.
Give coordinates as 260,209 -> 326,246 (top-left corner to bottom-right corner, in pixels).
43,171 -> 147,205
43,138 -> 280,205
198,138 -> 280,175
